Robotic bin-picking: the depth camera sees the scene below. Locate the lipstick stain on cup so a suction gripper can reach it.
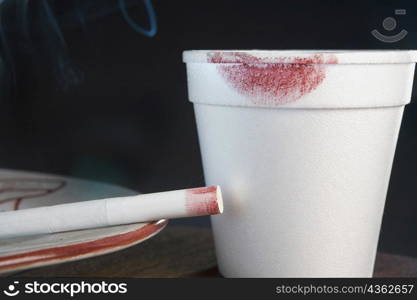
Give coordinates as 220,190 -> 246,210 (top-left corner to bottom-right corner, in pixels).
185,186 -> 221,216
208,52 -> 338,105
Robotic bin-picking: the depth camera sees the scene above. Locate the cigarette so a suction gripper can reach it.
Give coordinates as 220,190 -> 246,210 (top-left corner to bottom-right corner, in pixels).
0,186 -> 223,239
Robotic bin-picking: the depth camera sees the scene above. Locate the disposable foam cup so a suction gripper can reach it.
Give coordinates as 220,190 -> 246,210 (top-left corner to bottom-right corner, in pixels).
183,50 -> 417,277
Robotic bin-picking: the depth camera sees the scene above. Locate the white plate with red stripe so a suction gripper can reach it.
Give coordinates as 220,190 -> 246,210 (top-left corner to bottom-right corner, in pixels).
0,169 -> 167,275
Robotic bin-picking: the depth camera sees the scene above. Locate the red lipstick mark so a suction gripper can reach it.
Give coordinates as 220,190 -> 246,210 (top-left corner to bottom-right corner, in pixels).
185,186 -> 221,216
208,52 -> 338,105
0,178 -> 66,210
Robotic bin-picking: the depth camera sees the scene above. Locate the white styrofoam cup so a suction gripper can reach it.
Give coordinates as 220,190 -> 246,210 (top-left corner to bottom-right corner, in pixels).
183,50 -> 417,277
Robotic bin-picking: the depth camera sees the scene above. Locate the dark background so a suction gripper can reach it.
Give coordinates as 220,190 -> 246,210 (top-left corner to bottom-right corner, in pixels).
0,0 -> 416,258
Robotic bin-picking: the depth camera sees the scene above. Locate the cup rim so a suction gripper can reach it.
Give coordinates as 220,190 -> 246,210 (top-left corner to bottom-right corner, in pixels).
183,49 -> 417,64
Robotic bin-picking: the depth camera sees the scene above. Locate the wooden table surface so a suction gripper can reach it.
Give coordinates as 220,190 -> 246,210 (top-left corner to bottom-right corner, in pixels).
10,225 -> 417,278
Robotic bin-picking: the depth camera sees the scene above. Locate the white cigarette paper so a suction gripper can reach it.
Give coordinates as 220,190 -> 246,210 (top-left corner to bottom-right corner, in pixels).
0,186 -> 223,239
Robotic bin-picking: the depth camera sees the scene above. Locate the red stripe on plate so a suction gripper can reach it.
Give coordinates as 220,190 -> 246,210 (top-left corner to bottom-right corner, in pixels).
0,220 -> 167,272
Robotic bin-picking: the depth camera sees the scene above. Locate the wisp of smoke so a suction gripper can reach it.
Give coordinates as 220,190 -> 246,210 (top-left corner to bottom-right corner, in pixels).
0,0 -> 157,96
